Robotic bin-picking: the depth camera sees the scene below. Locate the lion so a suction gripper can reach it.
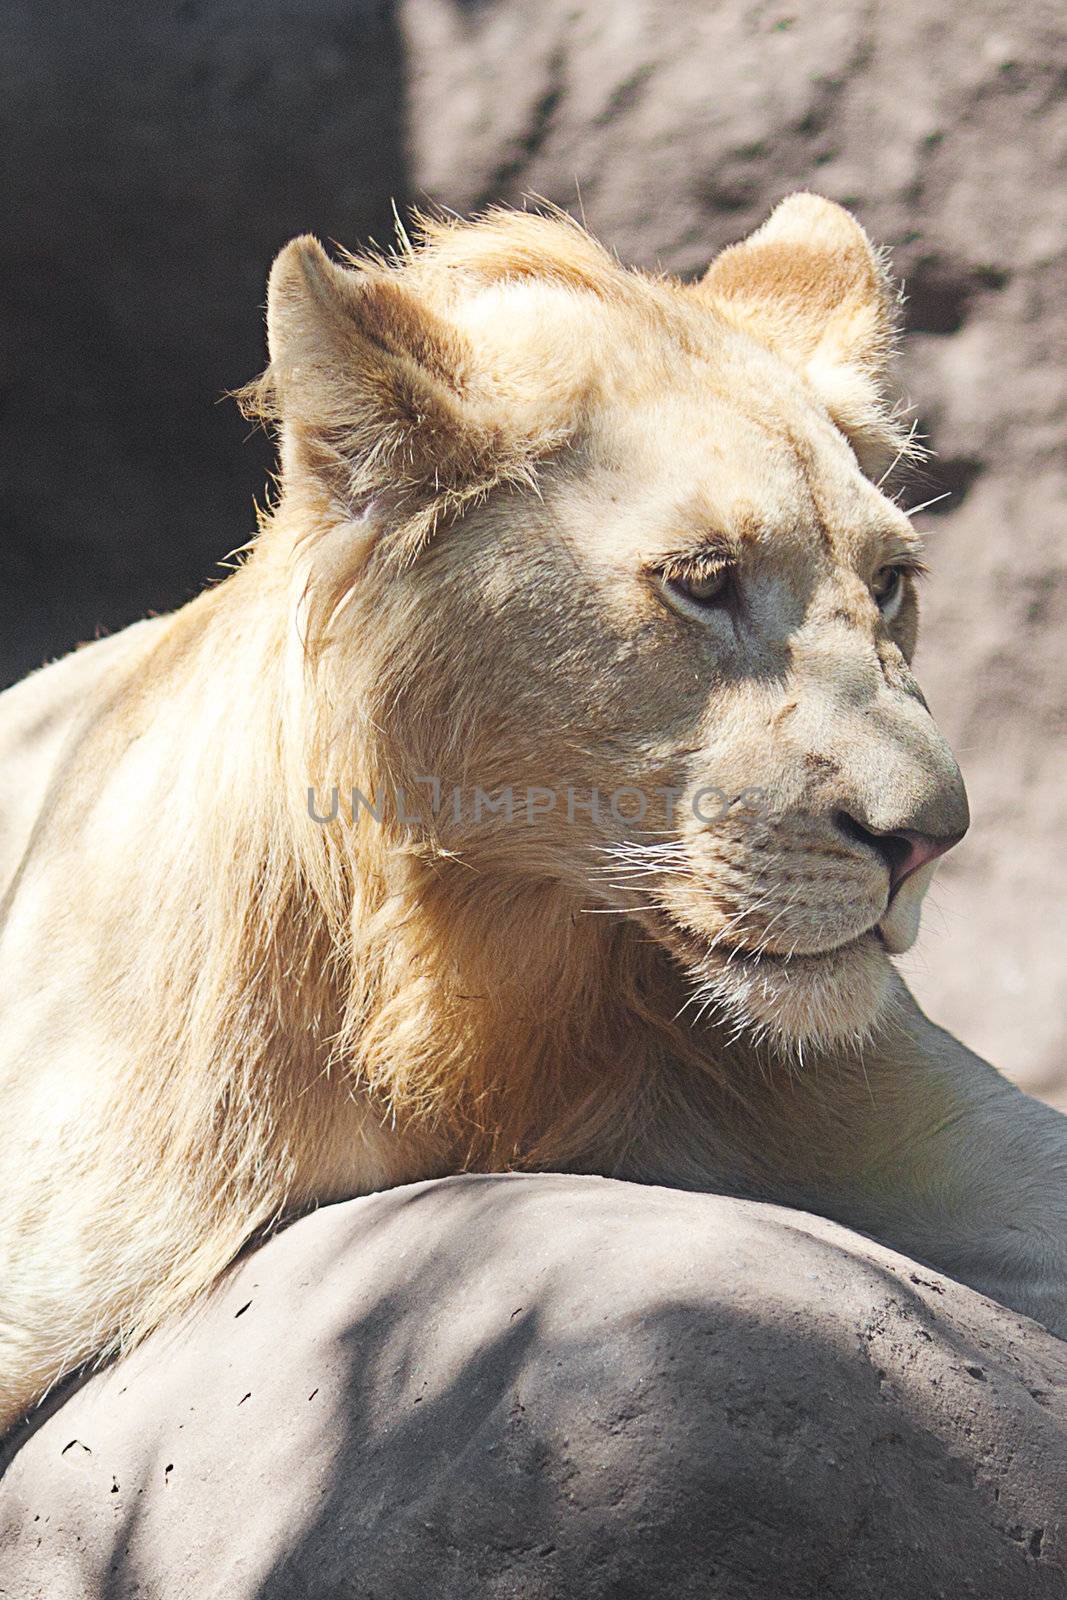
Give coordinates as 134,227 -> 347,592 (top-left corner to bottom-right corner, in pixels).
2,194 -> 1066,1438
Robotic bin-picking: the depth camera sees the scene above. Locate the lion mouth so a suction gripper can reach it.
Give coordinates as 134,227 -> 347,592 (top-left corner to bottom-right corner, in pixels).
732,927 -> 881,965
644,909 -> 883,973
713,927 -> 884,974
706,907 -> 922,964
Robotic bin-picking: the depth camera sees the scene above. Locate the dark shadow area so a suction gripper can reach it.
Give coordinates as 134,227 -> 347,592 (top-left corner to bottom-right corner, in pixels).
1,0 -> 409,689
903,256 -> 1010,337
921,452 -> 985,513
899,435 -> 985,518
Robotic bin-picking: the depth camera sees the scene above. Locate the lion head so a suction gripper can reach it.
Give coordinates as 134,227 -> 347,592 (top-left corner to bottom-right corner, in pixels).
248,195 -> 968,1075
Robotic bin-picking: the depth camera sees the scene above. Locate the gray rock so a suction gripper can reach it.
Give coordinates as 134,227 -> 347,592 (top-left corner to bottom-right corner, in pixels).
2,1175 -> 1065,1596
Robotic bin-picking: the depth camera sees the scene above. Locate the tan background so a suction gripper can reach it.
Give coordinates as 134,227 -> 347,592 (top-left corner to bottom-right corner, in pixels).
5,0 -> 1065,1100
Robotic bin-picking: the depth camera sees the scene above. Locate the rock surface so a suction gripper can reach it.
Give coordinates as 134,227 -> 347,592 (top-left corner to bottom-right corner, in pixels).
5,0 -> 1066,1097
2,1175 -> 1066,1598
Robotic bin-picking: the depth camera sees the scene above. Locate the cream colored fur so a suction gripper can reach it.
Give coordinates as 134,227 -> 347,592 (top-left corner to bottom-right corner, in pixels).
2,196 -> 1066,1436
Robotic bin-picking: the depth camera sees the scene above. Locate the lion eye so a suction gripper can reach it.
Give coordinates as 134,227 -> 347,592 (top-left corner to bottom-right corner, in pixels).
672,569 -> 727,605
872,564 -> 905,613
651,548 -> 736,621
660,563 -> 731,613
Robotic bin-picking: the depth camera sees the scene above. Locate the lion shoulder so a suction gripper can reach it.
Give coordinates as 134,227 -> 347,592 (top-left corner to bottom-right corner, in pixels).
0,620 -> 167,899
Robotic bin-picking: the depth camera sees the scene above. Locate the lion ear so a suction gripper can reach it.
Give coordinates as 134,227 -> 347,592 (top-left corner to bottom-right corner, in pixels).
692,194 -> 906,475
247,235 -> 511,505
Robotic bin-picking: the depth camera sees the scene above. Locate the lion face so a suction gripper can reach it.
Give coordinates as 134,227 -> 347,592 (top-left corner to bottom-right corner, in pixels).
258,196 -> 968,1052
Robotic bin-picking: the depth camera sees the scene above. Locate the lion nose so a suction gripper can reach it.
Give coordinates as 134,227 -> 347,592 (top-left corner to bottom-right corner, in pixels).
834,814 -> 967,898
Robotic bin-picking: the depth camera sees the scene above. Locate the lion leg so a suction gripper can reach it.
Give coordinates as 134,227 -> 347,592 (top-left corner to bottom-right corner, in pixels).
0,1193 -> 264,1440
0,1320 -> 82,1439
623,981 -> 1067,1341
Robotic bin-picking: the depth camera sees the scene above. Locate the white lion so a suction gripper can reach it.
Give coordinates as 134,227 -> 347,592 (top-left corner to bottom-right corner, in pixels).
1,195 -> 1065,1435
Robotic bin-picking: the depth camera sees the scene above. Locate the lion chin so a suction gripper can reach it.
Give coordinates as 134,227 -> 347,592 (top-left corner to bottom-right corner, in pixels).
653,916 -> 894,1053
